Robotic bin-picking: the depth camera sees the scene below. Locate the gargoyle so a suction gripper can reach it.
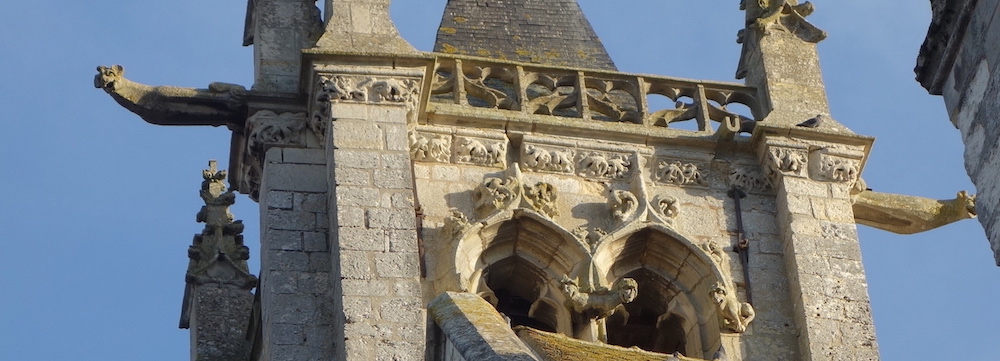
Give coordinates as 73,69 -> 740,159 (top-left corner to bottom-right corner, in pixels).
94,65 -> 247,128
853,189 -> 977,235
560,276 -> 637,321
709,282 -> 755,333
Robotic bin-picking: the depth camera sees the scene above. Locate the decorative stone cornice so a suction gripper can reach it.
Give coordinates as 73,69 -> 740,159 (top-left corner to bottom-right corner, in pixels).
311,72 -> 421,140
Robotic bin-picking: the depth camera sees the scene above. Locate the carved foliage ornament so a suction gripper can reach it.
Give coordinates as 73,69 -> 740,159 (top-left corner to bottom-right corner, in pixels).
312,74 -> 420,139
246,111 -> 307,159
577,152 -> 631,179
653,159 -> 707,186
409,131 -> 451,163
454,136 -> 507,168
474,176 -> 519,219
729,164 -> 772,193
522,144 -> 575,174
767,147 -> 807,176
816,155 -> 860,183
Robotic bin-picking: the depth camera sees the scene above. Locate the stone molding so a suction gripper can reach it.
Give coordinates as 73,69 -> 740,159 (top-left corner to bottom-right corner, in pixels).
311,72 -> 421,140
760,140 -> 864,186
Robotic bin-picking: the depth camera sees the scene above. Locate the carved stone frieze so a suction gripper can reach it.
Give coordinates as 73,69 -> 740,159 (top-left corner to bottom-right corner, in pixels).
523,182 -> 560,218
521,144 -> 575,174
311,74 -> 420,139
246,111 -> 307,159
454,136 -> 507,168
728,164 -> 772,193
814,154 -> 860,183
576,152 -> 632,179
768,147 -> 807,174
653,159 -> 707,186
409,131 -> 452,163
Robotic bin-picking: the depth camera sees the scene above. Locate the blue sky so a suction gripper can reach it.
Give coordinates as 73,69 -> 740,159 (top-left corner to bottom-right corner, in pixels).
1,1 -> 996,360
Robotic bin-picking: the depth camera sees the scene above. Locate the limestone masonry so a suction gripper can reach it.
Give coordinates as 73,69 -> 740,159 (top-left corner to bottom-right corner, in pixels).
94,1 -> 981,360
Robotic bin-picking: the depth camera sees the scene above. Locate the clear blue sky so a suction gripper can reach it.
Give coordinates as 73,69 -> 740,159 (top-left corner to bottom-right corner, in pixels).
1,1 -> 995,360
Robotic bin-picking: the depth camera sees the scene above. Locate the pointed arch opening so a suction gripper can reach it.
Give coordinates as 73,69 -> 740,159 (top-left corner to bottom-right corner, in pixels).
595,227 -> 725,359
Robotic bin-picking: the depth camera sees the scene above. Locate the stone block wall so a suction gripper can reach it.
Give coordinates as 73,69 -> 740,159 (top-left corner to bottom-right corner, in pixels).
326,103 -> 426,361
258,147 -> 336,360
928,0 -> 1000,264
251,0 -> 321,92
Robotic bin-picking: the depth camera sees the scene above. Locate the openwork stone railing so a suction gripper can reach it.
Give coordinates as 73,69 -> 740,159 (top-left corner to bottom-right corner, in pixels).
428,56 -> 763,133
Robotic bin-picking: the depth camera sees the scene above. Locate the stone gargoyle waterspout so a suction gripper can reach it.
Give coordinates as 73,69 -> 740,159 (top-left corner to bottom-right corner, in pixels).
94,65 -> 247,128
851,179 -> 977,234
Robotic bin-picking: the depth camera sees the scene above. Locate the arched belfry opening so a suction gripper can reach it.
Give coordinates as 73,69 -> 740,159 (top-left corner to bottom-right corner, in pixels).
594,227 -> 725,358
456,212 -> 589,336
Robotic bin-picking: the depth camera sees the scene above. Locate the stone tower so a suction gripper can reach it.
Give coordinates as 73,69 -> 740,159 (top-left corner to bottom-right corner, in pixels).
96,1 -> 975,360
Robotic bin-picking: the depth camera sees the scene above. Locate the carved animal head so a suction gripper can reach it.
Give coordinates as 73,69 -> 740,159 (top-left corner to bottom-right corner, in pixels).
709,282 -> 729,304
614,278 -> 638,303
94,65 -> 125,91
957,190 -> 977,218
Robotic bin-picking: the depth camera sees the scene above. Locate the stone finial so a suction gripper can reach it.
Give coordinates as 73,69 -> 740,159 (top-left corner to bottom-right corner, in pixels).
186,160 -> 257,289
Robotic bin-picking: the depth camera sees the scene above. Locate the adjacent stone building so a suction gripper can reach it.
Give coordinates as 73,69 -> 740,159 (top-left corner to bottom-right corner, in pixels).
916,0 -> 1000,265
94,1 -> 979,360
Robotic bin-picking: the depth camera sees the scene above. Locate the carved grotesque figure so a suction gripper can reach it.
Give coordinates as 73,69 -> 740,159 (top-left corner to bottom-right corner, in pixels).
561,276 -> 638,320
709,282 -> 755,333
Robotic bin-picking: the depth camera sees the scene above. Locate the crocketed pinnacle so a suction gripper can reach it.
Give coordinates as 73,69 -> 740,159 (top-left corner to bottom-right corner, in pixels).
434,0 -> 617,70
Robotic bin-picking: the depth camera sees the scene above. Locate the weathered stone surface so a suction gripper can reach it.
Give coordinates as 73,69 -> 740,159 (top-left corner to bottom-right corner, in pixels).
428,292 -> 538,361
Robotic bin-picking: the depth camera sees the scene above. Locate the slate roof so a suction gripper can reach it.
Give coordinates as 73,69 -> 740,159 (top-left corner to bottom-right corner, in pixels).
434,0 -> 617,70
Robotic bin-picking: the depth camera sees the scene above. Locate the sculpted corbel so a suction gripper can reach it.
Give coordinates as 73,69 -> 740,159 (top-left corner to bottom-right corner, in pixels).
709,282 -> 755,333
852,178 -> 977,234
560,275 -> 638,343
94,65 -> 247,128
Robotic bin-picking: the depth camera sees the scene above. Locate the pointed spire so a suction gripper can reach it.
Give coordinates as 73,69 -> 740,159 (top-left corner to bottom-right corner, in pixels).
435,0 -> 616,70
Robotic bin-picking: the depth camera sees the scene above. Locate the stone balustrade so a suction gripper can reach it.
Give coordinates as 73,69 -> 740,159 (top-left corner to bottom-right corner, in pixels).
426,55 -> 763,133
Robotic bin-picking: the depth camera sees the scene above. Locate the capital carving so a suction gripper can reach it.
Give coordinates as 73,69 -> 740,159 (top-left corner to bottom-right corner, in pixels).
439,209 -> 472,242
246,111 -> 307,159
